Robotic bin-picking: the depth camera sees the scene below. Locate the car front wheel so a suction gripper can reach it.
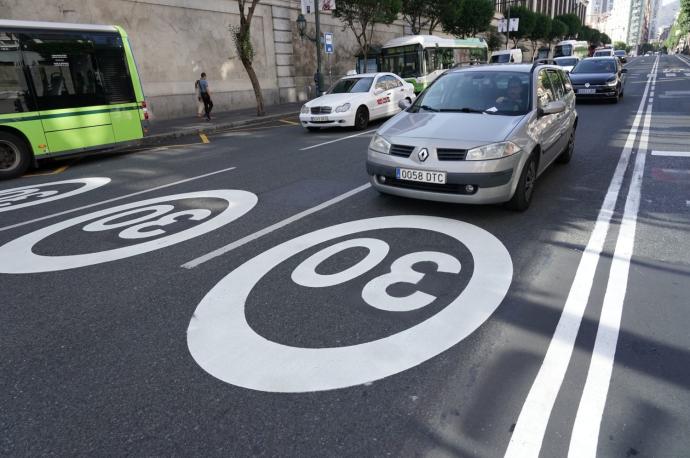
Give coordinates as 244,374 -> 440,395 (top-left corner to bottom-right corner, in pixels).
507,152 -> 537,211
354,107 -> 369,130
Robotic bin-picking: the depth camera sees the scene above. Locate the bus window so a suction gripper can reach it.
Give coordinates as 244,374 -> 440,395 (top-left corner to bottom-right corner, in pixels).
21,32 -> 108,110
382,45 -> 421,78
0,32 -> 33,113
554,44 -> 571,58
90,34 -> 136,104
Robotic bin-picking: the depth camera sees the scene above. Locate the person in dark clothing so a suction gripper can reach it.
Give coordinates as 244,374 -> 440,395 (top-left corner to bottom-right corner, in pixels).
198,72 -> 213,121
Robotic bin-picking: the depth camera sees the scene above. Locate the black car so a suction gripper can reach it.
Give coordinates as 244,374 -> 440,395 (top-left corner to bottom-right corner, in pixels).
568,57 -> 627,103
614,49 -> 627,64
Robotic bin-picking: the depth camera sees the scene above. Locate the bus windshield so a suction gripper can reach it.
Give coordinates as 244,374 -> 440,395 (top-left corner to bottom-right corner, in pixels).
381,45 -> 421,78
490,54 -> 511,63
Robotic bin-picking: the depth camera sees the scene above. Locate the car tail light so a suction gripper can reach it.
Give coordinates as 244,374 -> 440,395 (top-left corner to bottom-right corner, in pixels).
141,101 -> 149,120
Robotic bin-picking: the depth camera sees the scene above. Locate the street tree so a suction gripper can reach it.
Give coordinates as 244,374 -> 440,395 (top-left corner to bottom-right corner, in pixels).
613,40 -> 627,50
529,14 -> 552,57
554,13 -> 581,39
441,0 -> 495,38
547,18 -> 567,53
506,6 -> 536,49
333,0 -> 402,73
230,0 -> 265,116
600,33 -> 611,45
485,25 -> 504,51
401,0 -> 450,35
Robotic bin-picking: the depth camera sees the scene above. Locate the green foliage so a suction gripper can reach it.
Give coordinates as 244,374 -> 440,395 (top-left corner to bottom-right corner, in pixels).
530,14 -> 552,42
401,0 -> 449,35
600,33 -> 611,45
613,41 -> 627,50
441,0 -> 495,38
506,6 -> 536,47
554,13 -> 582,38
485,25 -> 503,51
334,0 -> 402,72
229,24 -> 254,61
549,19 -> 567,42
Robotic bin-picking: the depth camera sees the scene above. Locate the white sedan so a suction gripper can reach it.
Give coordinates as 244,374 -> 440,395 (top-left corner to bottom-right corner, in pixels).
299,73 -> 416,131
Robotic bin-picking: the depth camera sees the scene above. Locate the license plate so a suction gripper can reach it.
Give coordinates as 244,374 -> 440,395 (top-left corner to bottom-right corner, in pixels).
311,116 -> 329,122
396,168 -> 447,184
577,88 -> 596,94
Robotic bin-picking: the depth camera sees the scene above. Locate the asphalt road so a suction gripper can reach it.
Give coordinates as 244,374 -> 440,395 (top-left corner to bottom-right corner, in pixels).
1,55 -> 689,457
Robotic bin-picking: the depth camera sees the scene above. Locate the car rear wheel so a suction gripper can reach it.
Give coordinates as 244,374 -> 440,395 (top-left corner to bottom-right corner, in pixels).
506,152 -> 537,211
354,107 -> 369,130
0,132 -> 32,180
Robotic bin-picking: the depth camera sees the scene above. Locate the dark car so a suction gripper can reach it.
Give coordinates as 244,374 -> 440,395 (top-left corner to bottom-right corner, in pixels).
568,57 -> 627,103
614,49 -> 627,64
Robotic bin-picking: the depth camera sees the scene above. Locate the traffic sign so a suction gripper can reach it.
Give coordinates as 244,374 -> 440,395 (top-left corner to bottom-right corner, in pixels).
324,32 -> 334,54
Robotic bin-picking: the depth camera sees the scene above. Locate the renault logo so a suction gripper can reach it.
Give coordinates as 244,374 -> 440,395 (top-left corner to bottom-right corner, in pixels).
585,82 -> 590,88
418,148 -> 429,162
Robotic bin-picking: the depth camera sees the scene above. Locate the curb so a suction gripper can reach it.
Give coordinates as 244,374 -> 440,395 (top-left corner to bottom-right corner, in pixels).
141,109 -> 299,145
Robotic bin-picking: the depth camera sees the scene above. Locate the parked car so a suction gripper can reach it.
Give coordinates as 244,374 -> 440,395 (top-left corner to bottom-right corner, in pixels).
366,63 -> 577,210
613,49 -> 627,64
299,73 -> 416,131
568,57 -> 627,103
593,48 -> 615,57
554,56 -> 580,73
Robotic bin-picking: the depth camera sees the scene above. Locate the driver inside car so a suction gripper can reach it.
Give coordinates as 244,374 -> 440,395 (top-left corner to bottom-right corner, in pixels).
495,77 -> 527,112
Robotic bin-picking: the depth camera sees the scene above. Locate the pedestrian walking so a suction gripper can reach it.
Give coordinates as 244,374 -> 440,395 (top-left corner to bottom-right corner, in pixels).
198,72 -> 213,121
194,79 -> 204,118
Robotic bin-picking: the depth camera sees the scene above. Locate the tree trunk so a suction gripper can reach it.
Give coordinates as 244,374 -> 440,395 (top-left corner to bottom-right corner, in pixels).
362,42 -> 370,73
241,56 -> 265,116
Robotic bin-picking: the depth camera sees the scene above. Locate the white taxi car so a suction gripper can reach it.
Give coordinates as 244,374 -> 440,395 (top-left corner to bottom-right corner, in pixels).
299,73 -> 416,131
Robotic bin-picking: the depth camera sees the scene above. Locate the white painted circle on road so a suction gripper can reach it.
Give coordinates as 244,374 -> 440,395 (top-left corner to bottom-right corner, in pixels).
187,215 -> 513,393
0,178 -> 111,213
0,190 -> 257,273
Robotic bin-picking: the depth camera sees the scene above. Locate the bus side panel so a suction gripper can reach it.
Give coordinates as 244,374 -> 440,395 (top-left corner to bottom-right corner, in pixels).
109,103 -> 144,142
39,106 -> 115,153
0,116 -> 49,157
116,27 -> 145,103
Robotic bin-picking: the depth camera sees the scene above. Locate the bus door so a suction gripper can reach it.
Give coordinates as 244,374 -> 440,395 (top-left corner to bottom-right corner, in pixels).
21,32 -> 116,154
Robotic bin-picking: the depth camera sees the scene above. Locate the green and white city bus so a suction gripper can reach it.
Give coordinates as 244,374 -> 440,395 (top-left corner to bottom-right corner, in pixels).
0,20 -> 147,179
380,35 -> 489,93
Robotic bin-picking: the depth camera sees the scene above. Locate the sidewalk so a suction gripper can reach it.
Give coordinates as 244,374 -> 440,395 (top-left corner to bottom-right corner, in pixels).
142,102 -> 302,144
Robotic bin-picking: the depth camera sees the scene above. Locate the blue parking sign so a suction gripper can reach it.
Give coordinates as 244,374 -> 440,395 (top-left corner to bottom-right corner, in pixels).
325,32 -> 334,54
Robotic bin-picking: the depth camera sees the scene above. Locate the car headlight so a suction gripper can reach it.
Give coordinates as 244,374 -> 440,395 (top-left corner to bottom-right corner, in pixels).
335,103 -> 351,113
606,78 -> 618,86
300,105 -> 310,114
369,134 -> 391,155
465,141 -> 520,161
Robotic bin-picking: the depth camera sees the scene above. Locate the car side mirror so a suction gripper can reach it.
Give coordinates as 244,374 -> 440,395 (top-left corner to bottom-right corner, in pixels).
398,98 -> 412,111
539,100 -> 566,116
374,87 -> 385,95
621,68 -> 628,73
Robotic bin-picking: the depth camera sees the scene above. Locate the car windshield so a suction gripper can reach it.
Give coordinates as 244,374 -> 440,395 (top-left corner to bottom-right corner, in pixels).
557,58 -> 578,67
572,60 -> 616,73
410,70 -> 531,116
614,50 -> 626,56
329,77 -> 373,94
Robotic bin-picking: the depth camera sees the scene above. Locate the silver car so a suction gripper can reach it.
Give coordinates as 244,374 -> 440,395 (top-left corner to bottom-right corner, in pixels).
366,63 -> 577,210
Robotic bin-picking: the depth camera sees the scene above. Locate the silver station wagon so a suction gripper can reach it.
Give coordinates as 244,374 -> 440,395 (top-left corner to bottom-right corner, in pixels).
366,63 -> 577,210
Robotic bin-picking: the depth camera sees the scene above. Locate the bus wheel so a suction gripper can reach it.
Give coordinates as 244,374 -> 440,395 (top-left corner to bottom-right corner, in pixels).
0,132 -> 32,180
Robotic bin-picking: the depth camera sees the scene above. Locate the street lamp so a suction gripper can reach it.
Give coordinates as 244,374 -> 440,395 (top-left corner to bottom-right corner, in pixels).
296,2 -> 324,96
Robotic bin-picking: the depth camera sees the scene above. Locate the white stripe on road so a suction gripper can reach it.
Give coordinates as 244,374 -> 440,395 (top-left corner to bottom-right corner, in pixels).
651,150 -> 690,157
504,56 -> 659,458
568,92 -> 655,458
299,129 -> 377,151
181,183 -> 371,269
0,167 -> 237,233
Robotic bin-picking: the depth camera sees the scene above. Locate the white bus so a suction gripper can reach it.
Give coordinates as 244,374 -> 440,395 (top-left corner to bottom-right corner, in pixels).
554,40 -> 590,59
380,35 -> 488,93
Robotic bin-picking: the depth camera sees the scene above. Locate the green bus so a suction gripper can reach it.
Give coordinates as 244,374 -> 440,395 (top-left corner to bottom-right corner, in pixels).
0,20 -> 148,179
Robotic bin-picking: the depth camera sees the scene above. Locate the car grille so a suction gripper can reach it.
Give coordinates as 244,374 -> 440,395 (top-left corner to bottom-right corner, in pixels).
437,148 -> 467,161
390,144 -> 415,157
310,106 -> 332,114
382,177 -> 476,195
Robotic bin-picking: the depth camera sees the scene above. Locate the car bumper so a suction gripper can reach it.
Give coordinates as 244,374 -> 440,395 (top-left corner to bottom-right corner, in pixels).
366,155 -> 518,205
299,111 -> 355,128
573,86 -> 618,98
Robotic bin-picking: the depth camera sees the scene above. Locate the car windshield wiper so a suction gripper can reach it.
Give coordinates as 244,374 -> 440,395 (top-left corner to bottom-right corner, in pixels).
418,105 -> 439,112
440,107 -> 485,113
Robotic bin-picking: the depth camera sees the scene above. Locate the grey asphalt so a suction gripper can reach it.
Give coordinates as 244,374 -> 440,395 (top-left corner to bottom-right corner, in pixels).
1,56 -> 688,456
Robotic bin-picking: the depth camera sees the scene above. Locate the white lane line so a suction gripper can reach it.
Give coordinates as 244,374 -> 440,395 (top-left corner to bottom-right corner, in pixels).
299,129 -> 376,151
651,150 -> 690,157
504,56 -> 658,458
0,167 -> 237,233
567,97 -> 654,458
182,183 -> 371,269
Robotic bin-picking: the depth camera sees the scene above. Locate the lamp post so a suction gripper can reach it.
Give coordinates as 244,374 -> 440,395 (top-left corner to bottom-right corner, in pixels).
296,0 -> 324,96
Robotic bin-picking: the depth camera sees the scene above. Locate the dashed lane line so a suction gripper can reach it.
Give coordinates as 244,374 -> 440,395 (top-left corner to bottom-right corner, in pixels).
651,150 -> 690,157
